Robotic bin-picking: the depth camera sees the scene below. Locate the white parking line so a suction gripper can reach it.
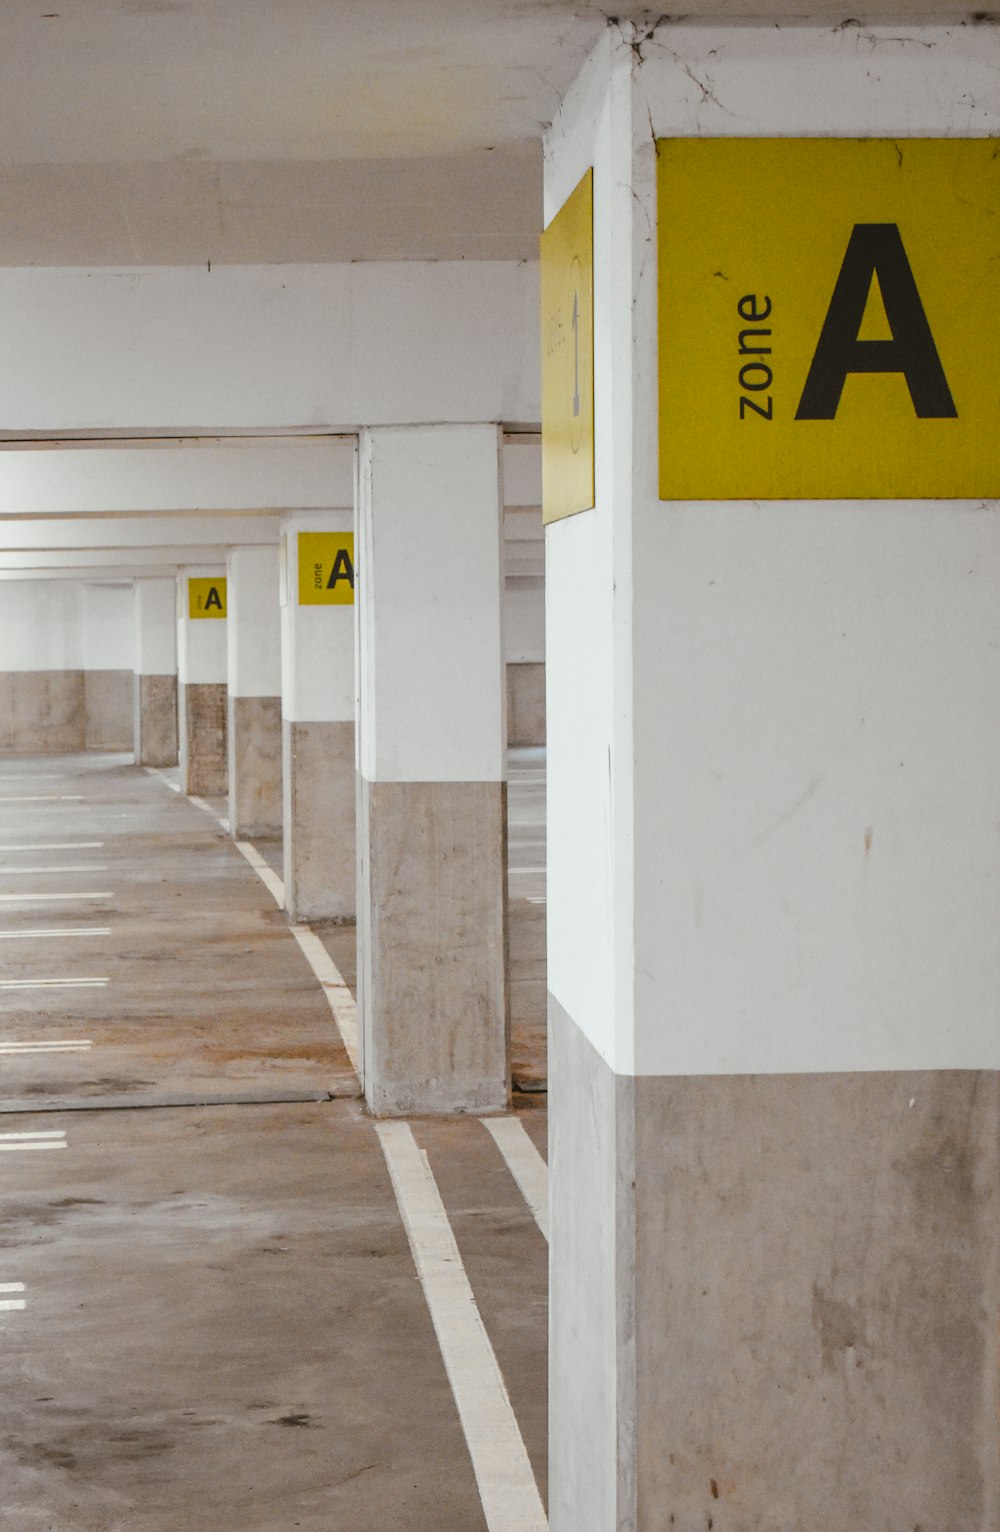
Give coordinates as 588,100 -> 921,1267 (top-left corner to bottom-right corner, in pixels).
0,978 -> 108,990
289,925 -> 359,1074
377,1122 -> 547,1532
143,768 -> 181,794
0,929 -> 111,940
0,1284 -> 26,1311
480,1117 -> 549,1241
0,866 -> 108,876
0,795 -> 84,803
0,843 -> 104,852
0,1130 -> 67,1152
0,893 -> 113,904
0,1040 -> 92,1053
235,842 -> 284,909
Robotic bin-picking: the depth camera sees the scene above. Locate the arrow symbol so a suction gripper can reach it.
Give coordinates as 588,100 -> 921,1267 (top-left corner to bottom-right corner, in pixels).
571,289 -> 580,418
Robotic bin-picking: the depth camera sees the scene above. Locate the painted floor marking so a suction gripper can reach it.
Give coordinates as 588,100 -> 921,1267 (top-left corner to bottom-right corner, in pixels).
0,865 -> 108,876
0,978 -> 108,990
0,1129 -> 67,1152
0,1283 -> 26,1311
289,924 -> 359,1075
0,1040 -> 92,1053
0,928 -> 111,941
0,893 -> 113,904
0,795 -> 84,803
188,795 -> 228,830
235,841 -> 284,909
143,767 -> 181,794
376,1121 -> 548,1532
480,1118 -> 549,1242
0,843 -> 104,852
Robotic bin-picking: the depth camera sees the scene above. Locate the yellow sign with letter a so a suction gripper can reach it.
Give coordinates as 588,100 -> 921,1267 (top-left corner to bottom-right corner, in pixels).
188,577 -> 227,619
658,138 -> 1000,500
298,532 -> 355,606
541,168 -> 595,524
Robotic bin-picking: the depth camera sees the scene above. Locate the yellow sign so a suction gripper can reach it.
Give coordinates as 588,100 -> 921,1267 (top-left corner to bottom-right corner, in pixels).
188,577 -> 227,619
298,532 -> 355,606
541,168 -> 595,524
658,138 -> 1000,500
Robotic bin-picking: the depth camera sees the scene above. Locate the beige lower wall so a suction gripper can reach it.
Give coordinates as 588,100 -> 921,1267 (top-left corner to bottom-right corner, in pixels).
85,669 -> 133,751
549,996 -> 1000,1531
507,662 -> 545,747
0,670 -> 85,753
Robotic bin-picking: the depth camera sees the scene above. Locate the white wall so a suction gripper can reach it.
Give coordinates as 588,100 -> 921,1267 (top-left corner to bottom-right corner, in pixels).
504,580 -> 544,663
229,545 -> 281,700
81,583 -> 134,671
177,568 -> 228,686
134,579 -> 177,677
0,263 -> 540,432
545,24 -> 1000,1076
0,581 -> 82,669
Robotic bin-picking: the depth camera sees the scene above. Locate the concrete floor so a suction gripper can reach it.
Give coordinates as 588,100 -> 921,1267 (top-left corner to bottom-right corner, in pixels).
0,753 -> 547,1530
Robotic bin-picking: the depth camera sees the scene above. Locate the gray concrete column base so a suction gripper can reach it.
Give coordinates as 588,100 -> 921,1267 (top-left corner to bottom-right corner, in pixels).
0,670 -> 85,753
228,694 -> 282,838
549,994 -> 1000,1531
359,774 -> 509,1116
282,718 -> 355,923
133,674 -> 178,767
179,681 -> 228,796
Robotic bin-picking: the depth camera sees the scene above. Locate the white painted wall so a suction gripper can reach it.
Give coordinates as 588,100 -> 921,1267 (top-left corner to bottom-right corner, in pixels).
228,544 -> 281,699
357,425 -> 505,783
0,580 -> 81,670
545,24 -> 1000,1076
133,578 -> 177,677
0,445 -> 351,518
0,263 -> 539,432
280,511 -> 354,723
176,567 -> 227,686
504,580 -> 545,663
81,582 -> 133,671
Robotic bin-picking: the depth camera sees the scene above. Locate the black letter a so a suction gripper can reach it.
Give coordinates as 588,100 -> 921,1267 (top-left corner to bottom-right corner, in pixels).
796,224 -> 956,420
204,585 -> 222,610
327,548 -> 354,589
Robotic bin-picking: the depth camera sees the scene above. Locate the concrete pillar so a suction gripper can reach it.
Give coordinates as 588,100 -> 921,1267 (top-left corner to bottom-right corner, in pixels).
227,545 -> 282,838
357,425 -> 508,1116
281,511 -> 355,922
177,567 -> 227,796
132,578 -> 178,766
545,24 -> 1000,1532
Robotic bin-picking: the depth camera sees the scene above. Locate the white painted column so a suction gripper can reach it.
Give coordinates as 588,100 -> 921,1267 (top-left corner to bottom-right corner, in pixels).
133,578 -> 178,766
227,544 -> 282,838
176,565 -> 228,797
357,424 -> 507,1115
281,510 -> 355,922
545,23 -> 1000,1532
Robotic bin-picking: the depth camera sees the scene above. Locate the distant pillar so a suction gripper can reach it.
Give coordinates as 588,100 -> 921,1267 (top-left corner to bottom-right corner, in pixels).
227,545 -> 282,838
177,567 -> 228,797
281,511 -> 355,922
357,424 -> 508,1115
132,578 -> 178,767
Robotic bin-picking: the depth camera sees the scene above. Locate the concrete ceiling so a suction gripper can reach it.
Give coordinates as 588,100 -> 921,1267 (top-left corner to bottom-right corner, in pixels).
0,0 -> 977,266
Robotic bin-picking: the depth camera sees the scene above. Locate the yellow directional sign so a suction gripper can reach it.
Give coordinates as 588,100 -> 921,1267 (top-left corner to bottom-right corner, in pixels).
541,168 -> 595,524
298,532 -> 355,606
658,138 -> 1000,500
188,577 -> 227,619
